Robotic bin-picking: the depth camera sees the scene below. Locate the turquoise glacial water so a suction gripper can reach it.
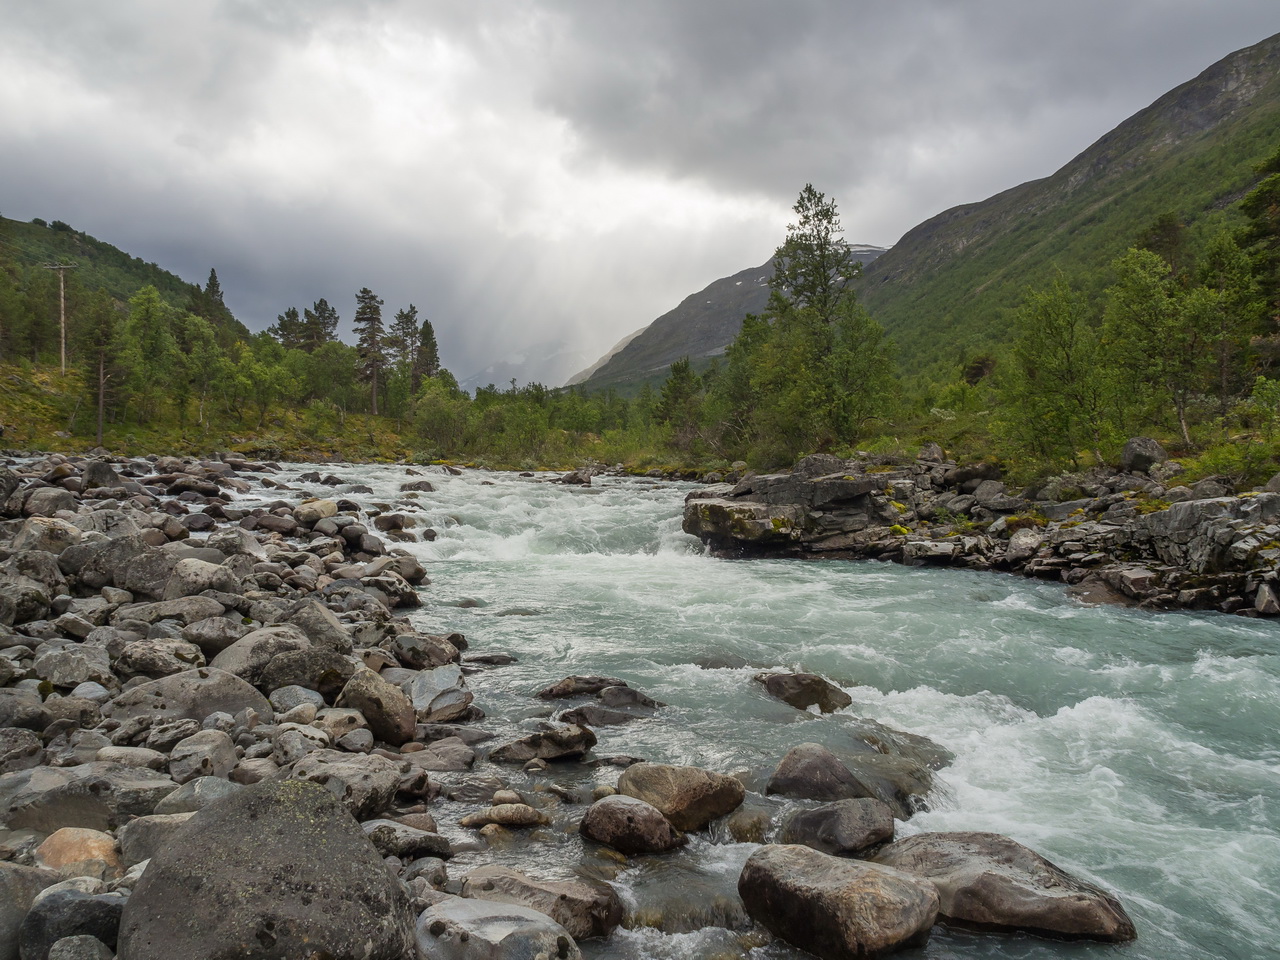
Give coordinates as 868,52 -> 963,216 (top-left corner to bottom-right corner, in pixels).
258,466 -> 1280,960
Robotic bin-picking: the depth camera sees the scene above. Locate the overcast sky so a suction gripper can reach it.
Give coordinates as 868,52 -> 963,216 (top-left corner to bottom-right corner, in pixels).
2,2 -> 1277,385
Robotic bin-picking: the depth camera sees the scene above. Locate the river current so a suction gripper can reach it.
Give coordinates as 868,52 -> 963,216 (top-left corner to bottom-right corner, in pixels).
252,465 -> 1279,960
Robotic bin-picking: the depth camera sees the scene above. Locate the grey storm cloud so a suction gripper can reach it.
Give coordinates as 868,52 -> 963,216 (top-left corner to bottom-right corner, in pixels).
1,1 -> 1276,385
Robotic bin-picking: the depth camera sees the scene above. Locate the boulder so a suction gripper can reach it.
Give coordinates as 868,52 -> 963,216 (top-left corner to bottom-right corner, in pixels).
288,749 -> 406,820
180,616 -> 249,656
0,763 -> 177,832
294,499 -> 338,525
105,668 -> 271,724
415,896 -> 581,960
767,742 -> 877,803
335,670 -> 416,746
616,762 -> 745,832
11,517 -> 82,555
461,865 -> 623,940
458,803 -> 550,829
116,779 -> 416,959
18,889 -> 124,960
754,672 -> 852,713
47,935 -> 114,959
738,844 -> 938,960
871,832 -> 1136,942
284,599 -> 354,653
1120,437 -> 1168,474
578,795 -> 684,855
406,664 -> 473,722
167,729 -> 237,784
0,728 -> 43,774
117,812 -> 196,866
488,723 -> 596,764
535,675 -> 626,700
208,625 -> 311,686
257,647 -> 356,697
361,819 -> 452,860
161,558 -> 241,600
0,864 -> 62,960
779,798 -> 896,857
34,828 -> 122,880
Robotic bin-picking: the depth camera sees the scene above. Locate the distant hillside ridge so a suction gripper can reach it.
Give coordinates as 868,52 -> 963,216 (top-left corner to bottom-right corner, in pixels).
853,30 -> 1280,375
578,245 -> 887,391
0,214 -> 249,341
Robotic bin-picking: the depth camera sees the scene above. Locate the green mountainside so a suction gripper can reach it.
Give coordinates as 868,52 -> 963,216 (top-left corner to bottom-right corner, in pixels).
856,31 -> 1280,377
0,215 -> 249,348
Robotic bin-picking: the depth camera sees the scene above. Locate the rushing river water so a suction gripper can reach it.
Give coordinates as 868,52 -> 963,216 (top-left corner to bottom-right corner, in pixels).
255,465 -> 1279,960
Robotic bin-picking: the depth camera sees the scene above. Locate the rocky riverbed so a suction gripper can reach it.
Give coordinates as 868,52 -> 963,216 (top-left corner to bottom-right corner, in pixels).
0,452 -> 1141,959
683,439 -> 1280,617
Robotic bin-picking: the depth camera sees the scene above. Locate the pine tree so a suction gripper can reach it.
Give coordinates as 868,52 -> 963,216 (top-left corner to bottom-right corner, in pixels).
76,288 -> 125,448
412,316 -> 441,391
269,306 -> 306,350
386,304 -> 420,370
770,183 -> 862,324
353,287 -> 386,414
301,298 -> 339,353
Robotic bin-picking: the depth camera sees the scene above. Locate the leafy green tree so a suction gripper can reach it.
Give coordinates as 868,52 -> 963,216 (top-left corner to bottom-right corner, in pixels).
353,287 -> 386,414
655,357 -> 704,453
413,369 -> 470,456
1103,248 -> 1212,446
1195,228 -> 1260,407
998,276 -> 1114,466
122,285 -> 179,422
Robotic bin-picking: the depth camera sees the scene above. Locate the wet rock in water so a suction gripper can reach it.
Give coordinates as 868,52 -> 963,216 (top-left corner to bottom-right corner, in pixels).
536,675 -> 627,700
616,762 -> 745,832
779,798 -> 896,857
488,723 -> 596,763
738,844 -> 938,960
361,818 -> 453,860
766,742 -> 877,803
19,889 -> 125,960
461,865 -> 623,940
842,754 -> 934,819
754,672 -> 853,713
406,663 -> 473,723
458,803 -> 550,829
335,670 -> 416,746
558,703 -> 642,727
0,763 -> 177,832
871,831 -> 1137,942
416,895 -> 582,960
579,795 -> 685,855
116,779 -> 416,959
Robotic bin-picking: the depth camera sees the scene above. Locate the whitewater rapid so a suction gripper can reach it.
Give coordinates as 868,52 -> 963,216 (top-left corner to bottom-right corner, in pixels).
248,465 -> 1280,960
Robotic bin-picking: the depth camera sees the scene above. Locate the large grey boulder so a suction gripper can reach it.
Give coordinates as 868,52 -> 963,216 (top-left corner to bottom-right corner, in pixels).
872,832 -> 1136,942
460,866 -> 623,940
117,812 -> 195,866
283,598 -> 353,653
257,647 -> 355,697
116,779 -> 415,959
406,664 -> 473,722
578,795 -> 684,855
335,670 -> 416,746
167,729 -> 237,784
0,763 -> 177,832
0,863 -> 62,960
288,749 -> 407,820
1120,437 -> 1168,474
105,668 -> 271,724
18,889 -> 124,960
738,844 -> 938,959
616,762 -> 745,832
779,798 -> 896,857
11,517 -> 82,555
415,896 -> 581,960
209,624 -> 310,686
161,557 -> 241,600
766,742 -> 877,803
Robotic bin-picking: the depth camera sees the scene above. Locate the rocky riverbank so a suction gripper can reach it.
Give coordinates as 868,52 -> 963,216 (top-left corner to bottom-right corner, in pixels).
1,453 -> 1136,959
682,439 -> 1280,616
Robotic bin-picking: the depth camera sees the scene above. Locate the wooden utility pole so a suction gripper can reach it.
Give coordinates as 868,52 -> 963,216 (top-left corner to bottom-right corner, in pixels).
44,262 -> 76,374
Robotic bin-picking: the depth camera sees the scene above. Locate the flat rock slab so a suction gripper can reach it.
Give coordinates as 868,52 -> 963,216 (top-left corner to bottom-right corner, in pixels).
116,779 -> 415,959
872,831 -> 1136,942
739,844 -> 939,960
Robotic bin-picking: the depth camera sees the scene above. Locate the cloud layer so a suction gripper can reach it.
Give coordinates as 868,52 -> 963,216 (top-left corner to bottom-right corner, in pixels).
2,1 -> 1275,383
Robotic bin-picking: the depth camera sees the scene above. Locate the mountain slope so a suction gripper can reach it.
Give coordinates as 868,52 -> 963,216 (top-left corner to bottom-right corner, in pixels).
855,31 -> 1280,375
580,245 -> 886,391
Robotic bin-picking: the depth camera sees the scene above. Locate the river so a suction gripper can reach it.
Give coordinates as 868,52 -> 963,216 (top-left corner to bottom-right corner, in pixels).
254,465 -> 1280,960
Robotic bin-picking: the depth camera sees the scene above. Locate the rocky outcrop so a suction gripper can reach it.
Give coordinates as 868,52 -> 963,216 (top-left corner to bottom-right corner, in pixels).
683,447 -> 1280,615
